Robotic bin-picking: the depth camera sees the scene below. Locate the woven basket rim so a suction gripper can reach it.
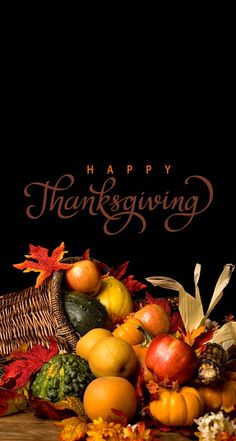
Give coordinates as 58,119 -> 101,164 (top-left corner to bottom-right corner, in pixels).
50,256 -> 111,349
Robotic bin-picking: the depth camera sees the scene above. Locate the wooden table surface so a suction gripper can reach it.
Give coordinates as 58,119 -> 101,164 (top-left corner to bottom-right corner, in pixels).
0,411 -> 195,440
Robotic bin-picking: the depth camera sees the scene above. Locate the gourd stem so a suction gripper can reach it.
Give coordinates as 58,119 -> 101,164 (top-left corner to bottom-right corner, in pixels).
137,326 -> 153,347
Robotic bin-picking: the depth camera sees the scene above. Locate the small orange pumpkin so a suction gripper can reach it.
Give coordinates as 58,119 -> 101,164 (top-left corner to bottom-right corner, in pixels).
149,386 -> 204,426
197,380 -> 236,412
113,317 -> 144,345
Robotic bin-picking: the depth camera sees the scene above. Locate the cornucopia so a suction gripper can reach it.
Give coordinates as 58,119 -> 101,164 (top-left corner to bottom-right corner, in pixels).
0,242 -> 235,441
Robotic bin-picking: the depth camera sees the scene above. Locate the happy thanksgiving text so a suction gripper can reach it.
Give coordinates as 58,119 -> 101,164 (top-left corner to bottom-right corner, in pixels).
24,175 -> 213,235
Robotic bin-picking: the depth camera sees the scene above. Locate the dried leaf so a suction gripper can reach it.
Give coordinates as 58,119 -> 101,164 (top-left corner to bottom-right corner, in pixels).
0,337 -> 58,391
82,248 -> 90,260
145,293 -> 184,332
29,396 -> 81,420
204,264 -> 235,322
122,275 -> 147,293
193,327 -> 215,351
55,416 -> 89,441
184,325 -> 206,346
111,261 -> 129,279
169,311 -> 185,333
145,293 -> 171,314
210,321 -> 236,350
13,242 -> 73,288
146,380 -> 159,395
0,384 -> 29,416
135,368 -> 145,402
6,343 -> 28,361
146,264 -> 235,333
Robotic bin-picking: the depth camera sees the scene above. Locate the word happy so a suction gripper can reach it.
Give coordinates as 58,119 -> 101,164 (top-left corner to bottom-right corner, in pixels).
24,174 -> 214,235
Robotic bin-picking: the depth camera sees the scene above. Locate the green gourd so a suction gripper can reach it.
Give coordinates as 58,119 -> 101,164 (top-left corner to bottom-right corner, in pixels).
31,353 -> 94,402
63,291 -> 110,337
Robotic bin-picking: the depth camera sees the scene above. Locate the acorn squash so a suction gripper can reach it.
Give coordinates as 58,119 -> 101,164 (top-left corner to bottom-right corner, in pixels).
63,291 -> 110,337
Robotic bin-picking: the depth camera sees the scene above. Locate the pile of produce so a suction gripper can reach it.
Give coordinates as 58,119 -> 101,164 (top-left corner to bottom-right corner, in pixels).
0,243 -> 236,441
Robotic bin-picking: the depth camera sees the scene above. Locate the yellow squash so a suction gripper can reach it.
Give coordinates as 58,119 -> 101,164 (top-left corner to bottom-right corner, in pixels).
96,276 -> 133,325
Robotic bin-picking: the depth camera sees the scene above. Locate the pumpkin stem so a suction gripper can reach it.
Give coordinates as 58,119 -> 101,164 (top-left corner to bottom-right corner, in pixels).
137,326 -> 153,347
171,380 -> 180,392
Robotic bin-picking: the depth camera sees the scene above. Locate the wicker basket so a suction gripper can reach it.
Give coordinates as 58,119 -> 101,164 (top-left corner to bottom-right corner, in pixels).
0,257 -> 105,356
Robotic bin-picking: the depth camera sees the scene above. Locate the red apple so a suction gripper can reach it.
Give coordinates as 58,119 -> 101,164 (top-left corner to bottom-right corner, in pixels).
145,333 -> 197,385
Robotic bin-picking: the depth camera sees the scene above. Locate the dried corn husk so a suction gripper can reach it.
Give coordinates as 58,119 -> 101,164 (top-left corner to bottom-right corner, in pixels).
146,264 -> 235,341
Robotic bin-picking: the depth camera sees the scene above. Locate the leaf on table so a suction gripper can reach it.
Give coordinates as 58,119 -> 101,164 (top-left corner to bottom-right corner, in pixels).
55,416 -> 89,441
0,337 -> 58,391
29,396 -> 78,420
13,242 -> 73,288
0,384 -> 29,416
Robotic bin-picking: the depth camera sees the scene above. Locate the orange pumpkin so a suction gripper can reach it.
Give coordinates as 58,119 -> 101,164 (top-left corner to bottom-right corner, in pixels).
113,317 -> 144,345
197,380 -> 236,412
149,386 -> 204,426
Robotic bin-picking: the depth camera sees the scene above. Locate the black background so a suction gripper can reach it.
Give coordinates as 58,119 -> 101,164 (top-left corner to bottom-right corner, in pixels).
0,158 -> 235,323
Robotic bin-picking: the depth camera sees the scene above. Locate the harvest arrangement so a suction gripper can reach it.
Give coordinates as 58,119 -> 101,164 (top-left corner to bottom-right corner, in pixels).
0,243 -> 235,441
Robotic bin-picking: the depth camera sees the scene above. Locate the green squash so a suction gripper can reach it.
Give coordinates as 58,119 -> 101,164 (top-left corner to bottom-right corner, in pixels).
31,353 -> 94,402
63,291 -> 110,337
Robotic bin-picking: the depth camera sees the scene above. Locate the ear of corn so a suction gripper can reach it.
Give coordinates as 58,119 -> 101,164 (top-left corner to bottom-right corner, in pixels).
197,343 -> 227,384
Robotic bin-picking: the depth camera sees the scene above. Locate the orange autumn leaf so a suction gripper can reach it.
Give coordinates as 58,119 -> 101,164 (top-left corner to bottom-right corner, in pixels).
55,416 -> 89,441
13,242 -> 73,288
82,248 -> 90,260
184,325 -> 206,347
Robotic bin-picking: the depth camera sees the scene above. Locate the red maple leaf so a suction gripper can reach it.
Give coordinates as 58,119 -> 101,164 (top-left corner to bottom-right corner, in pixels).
13,242 -> 73,288
122,275 -> 147,294
110,261 -> 147,294
0,337 -> 58,391
145,292 -> 171,314
169,311 -> 185,333
111,261 -> 130,279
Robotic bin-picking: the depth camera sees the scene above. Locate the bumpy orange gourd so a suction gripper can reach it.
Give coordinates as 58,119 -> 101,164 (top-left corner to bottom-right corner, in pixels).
197,380 -> 236,412
149,386 -> 204,426
113,317 -> 144,345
